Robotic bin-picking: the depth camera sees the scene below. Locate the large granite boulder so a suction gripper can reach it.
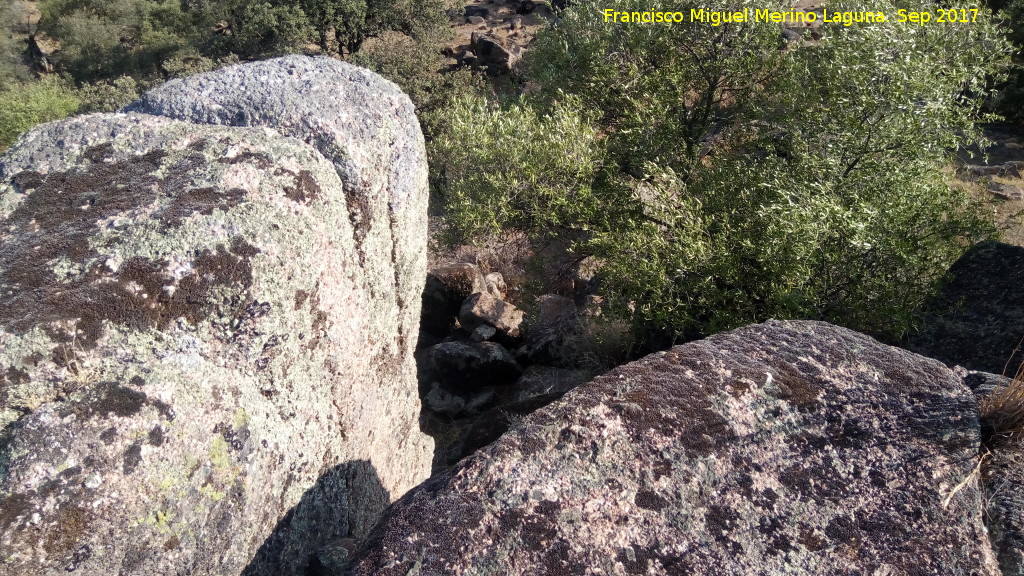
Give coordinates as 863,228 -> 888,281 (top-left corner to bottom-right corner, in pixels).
905,240 -> 1024,376
0,56 -> 432,575
347,320 -> 999,575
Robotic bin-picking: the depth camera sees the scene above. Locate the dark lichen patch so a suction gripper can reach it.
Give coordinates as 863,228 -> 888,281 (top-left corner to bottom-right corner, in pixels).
64,544 -> 92,572
148,425 -> 165,446
120,545 -> 152,573
635,490 -> 669,512
704,504 -> 740,545
256,334 -> 289,372
11,169 -> 44,192
1,147 -> 166,298
615,356 -> 737,458
343,184 -> 372,266
59,465 -> 83,480
1,366 -> 29,406
798,524 -> 828,552
217,151 -> 273,169
81,143 -> 116,163
824,515 -> 860,547
64,381 -> 172,421
616,545 -> 650,574
0,492 -> 31,534
163,535 -> 180,551
293,290 -> 309,311
43,504 -> 91,555
279,169 -> 322,205
758,517 -> 794,556
1,141 -> 260,347
768,362 -> 822,410
158,186 -> 246,227
213,421 -> 249,451
100,427 -> 118,444
123,442 -> 143,474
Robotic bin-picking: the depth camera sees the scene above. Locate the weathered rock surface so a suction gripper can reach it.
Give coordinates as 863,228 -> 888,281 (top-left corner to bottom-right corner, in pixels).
484,272 -> 505,299
984,441 -> 1024,576
963,370 -> 1024,576
906,240 -> 1024,376
0,56 -> 432,576
511,365 -> 587,402
125,55 -> 428,360
459,291 -> 524,339
348,320 -> 999,576
471,33 -> 521,71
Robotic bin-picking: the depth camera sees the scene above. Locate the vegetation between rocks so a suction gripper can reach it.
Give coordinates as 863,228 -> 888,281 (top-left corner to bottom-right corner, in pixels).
435,0 -> 1009,344
0,0 -> 1022,350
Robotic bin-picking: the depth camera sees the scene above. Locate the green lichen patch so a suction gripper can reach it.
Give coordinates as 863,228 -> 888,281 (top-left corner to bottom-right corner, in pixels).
0,143 -> 259,350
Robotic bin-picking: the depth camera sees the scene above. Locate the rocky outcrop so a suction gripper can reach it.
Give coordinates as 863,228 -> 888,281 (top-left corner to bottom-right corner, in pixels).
420,263 -> 486,337
906,240 -> 1024,376
459,291 -> 523,340
348,320 -> 999,575
0,56 -> 431,575
431,341 -> 522,391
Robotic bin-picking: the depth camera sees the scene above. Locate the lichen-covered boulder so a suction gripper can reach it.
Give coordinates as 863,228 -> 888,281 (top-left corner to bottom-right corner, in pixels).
905,240 -> 1024,375
125,55 -> 427,365
347,320 -> 999,576
0,56 -> 431,575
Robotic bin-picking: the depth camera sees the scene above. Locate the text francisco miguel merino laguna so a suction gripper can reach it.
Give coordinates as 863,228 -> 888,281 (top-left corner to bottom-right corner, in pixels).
603,8 -> 887,25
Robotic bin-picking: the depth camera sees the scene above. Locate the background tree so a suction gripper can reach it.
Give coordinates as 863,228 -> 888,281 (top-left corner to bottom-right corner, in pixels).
436,0 -> 1010,343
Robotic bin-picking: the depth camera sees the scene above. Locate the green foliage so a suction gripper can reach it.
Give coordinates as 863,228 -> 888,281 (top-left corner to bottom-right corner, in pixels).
438,0 -> 1008,342
35,0 -> 453,79
40,0 -> 201,81
288,0 -> 451,55
433,94 -> 607,240
227,3 -> 313,58
350,32 -> 482,138
76,76 -> 142,113
0,77 -> 80,151
991,0 -> 1024,121
0,2 -> 27,84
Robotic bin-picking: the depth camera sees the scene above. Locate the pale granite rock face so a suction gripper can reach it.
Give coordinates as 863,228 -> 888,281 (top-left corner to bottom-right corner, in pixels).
347,320 -> 999,576
0,56 -> 431,576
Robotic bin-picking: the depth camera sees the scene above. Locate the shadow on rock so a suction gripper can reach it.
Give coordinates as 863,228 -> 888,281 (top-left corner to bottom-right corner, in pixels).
905,240 -> 1024,375
241,460 -> 389,576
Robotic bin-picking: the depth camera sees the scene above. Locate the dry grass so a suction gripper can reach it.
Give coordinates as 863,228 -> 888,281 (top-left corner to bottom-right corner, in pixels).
980,355 -> 1024,447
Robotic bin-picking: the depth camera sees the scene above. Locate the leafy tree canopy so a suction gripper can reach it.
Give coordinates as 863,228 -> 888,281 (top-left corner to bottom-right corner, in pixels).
436,0 -> 1011,342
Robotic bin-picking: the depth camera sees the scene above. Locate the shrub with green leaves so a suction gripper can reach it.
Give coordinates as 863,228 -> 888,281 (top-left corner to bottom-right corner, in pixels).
437,0 -> 1009,342
0,78 -> 80,151
990,0 -> 1024,121
75,76 -> 143,113
40,0 -> 203,81
432,94 -> 607,241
